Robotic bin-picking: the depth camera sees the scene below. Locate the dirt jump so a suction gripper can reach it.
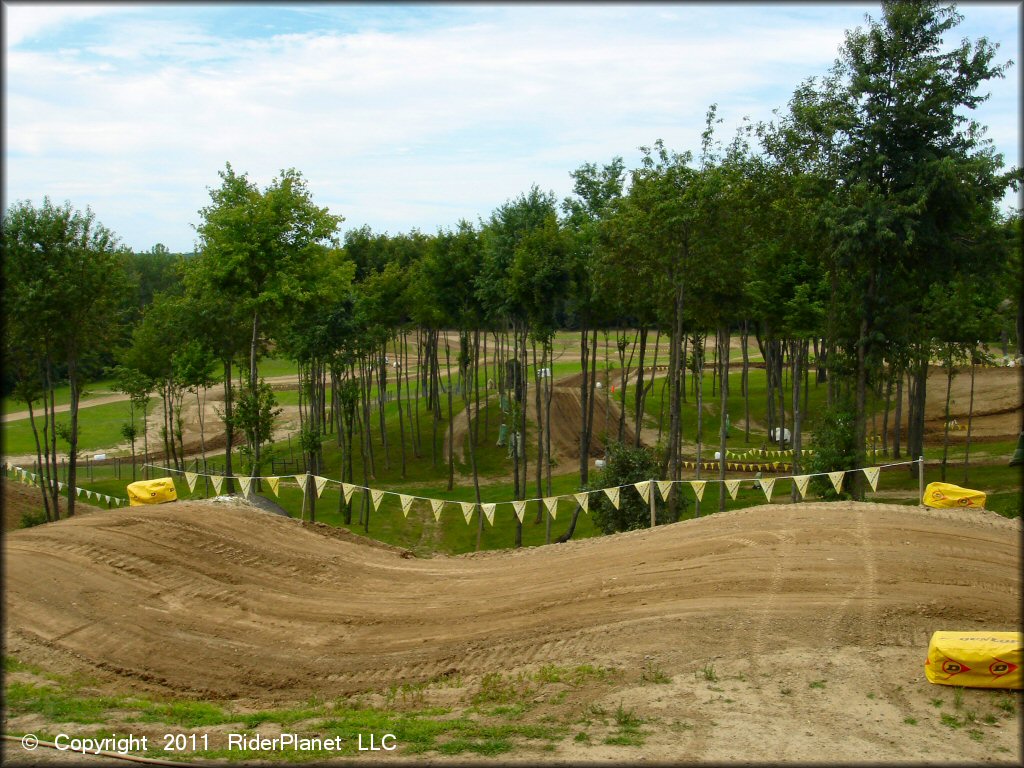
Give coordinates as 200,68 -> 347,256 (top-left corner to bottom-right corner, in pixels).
4,497 -> 1020,762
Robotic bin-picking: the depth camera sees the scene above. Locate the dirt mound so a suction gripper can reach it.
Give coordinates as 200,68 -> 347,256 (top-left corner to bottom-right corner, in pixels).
3,478 -> 107,532
5,500 -> 1019,706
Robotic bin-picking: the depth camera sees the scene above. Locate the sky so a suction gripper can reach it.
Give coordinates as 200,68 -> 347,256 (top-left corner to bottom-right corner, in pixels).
3,1 -> 1021,253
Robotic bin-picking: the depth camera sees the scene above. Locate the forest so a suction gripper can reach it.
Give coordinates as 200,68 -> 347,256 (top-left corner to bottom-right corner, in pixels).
3,2 -> 1020,548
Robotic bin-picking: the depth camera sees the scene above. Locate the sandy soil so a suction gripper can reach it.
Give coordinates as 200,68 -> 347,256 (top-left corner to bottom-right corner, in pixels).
4,498 -> 1020,763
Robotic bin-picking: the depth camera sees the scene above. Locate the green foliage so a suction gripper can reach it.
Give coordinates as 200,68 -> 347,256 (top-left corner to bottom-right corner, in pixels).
590,441 -> 664,533
807,400 -> 857,499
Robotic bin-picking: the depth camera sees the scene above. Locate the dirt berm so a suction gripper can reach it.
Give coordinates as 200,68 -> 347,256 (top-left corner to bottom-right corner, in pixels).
4,500 -> 1021,761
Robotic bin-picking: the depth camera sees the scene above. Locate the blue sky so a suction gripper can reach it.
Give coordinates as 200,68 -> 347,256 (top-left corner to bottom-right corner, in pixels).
4,2 -> 1020,253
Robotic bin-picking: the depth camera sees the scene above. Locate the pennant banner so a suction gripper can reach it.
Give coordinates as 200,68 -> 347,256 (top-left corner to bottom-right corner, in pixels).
544,496 -> 559,519
574,491 -> 589,513
314,476 -> 328,498
657,480 -> 673,501
238,476 -> 252,497
482,503 -> 496,525
211,475 -> 224,495
761,477 -> 776,503
690,480 -> 706,502
267,477 -> 280,497
513,500 -> 526,523
185,472 -> 197,493
371,488 -> 385,511
725,479 -> 741,500
828,471 -> 845,494
431,498 -> 444,521
793,475 -> 810,499
604,487 -> 620,510
460,501 -> 475,524
633,481 -> 651,504
400,494 -> 414,518
863,466 -> 880,492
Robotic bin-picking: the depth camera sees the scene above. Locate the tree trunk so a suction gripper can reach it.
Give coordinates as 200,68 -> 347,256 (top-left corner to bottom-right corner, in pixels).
66,359 -> 79,517
718,325 -> 730,512
941,349 -> 955,482
962,351 -> 977,484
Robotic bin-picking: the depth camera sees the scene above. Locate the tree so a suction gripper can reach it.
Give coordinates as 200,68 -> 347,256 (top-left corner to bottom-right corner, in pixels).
195,163 -> 343,477
110,364 -> 154,481
2,197 -> 130,517
784,1 -> 1018,497
589,442 -> 669,533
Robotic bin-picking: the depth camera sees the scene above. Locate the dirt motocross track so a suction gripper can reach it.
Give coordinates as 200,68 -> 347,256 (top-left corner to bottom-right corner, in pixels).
4,499 -> 1021,762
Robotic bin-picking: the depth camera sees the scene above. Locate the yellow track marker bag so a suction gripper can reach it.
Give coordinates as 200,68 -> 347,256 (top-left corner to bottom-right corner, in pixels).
925,631 -> 1021,689
127,477 -> 178,506
922,482 -> 986,509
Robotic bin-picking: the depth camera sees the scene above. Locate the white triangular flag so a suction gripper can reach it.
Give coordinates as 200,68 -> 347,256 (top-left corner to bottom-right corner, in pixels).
482,503 -> 496,525
342,482 -> 356,503
544,496 -> 559,519
690,480 -> 706,502
604,487 -> 620,509
725,479 -> 740,499
58,481 -> 65,491
460,501 -> 475,524
76,487 -> 83,497
86,490 -> 93,500
104,495 -> 111,504
512,499 -> 526,522
761,477 -> 775,502
211,475 -> 224,495
828,471 -> 845,494
431,498 -> 444,521
656,480 -> 673,501
371,488 -> 385,511
793,475 -> 810,498
266,477 -> 280,497
294,474 -> 307,491
185,472 -> 197,492
574,491 -> 589,513
314,476 -> 328,498
634,481 -> 651,504
238,476 -> 251,497
862,466 -> 880,492
400,494 -> 414,518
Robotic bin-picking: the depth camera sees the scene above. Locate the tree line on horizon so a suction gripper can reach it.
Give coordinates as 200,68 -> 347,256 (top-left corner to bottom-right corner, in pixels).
3,1 -> 1020,544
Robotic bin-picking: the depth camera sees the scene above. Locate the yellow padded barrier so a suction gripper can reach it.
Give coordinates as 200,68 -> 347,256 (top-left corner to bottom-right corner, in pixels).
127,477 -> 178,507
925,631 -> 1021,689
922,482 -> 986,509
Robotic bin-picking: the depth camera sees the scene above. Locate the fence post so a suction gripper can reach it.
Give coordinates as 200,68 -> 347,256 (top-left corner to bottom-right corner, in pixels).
918,456 -> 925,505
649,478 -> 656,528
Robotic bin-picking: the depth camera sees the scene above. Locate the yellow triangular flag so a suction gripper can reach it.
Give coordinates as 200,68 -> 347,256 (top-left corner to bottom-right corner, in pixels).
294,474 -> 306,491
267,477 -> 280,497
482,503 -> 496,525
633,481 -> 651,504
371,488 -> 385,511
314,476 -> 328,498
690,480 -> 706,502
604,487 -> 620,509
574,491 -> 589,513
400,494 -> 414,517
793,475 -> 810,498
512,499 -> 526,522
430,498 -> 444,521
761,477 -> 775,502
544,496 -> 559,519
211,475 -> 224,495
656,480 -> 673,501
342,482 -> 356,503
460,501 -> 475,524
238,476 -> 251,497
725,479 -> 740,499
862,466 -> 880,492
828,471 -> 845,494
185,472 -> 197,492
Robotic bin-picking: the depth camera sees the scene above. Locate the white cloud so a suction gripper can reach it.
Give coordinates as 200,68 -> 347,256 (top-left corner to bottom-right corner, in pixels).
3,4 -> 1019,251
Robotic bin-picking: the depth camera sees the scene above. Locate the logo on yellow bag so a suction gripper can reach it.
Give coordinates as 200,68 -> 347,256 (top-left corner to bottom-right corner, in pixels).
938,657 -> 970,679
990,658 -> 1018,680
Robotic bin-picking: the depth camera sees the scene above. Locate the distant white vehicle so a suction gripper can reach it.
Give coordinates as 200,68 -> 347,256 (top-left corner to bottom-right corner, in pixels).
771,428 -> 791,444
